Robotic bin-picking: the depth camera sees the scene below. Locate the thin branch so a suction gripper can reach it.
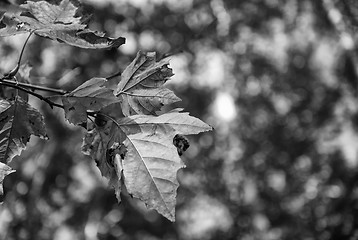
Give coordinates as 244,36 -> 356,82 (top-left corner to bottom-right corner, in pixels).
1,78 -> 68,95
0,80 -> 100,121
0,81 -> 64,109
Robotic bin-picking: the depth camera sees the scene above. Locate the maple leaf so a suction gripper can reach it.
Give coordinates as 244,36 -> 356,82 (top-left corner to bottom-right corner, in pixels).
0,97 -> 48,164
119,112 -> 213,136
0,162 -> 15,201
117,112 -> 212,221
115,51 -> 180,116
81,111 -> 212,221
122,131 -> 181,221
61,78 -> 120,125
0,0 -> 125,49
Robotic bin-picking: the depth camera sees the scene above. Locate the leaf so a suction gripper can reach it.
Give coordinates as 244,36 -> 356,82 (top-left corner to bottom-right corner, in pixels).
0,162 -> 15,200
81,121 -> 126,202
61,78 -> 120,125
119,112 -> 213,136
117,112 -> 212,221
123,131 -> 183,222
120,88 -> 181,116
1,0 -> 125,49
0,97 -> 48,164
18,0 -> 85,31
115,51 -> 178,116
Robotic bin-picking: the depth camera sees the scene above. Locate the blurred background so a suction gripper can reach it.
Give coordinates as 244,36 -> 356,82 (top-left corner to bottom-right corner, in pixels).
2,0 -> 358,239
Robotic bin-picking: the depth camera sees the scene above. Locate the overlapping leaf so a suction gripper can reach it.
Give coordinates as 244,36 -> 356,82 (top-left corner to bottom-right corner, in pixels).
119,112 -> 214,136
81,111 -> 211,221
81,121 -> 126,202
115,51 -> 180,116
77,51 -> 212,221
0,162 -> 15,201
0,97 -> 47,164
0,0 -> 125,49
61,78 -> 120,125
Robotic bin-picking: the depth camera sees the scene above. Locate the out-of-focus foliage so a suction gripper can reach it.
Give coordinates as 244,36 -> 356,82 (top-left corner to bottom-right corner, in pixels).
1,0 -> 358,239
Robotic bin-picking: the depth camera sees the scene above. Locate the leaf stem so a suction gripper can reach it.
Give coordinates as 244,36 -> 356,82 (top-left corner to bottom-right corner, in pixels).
3,31 -> 34,79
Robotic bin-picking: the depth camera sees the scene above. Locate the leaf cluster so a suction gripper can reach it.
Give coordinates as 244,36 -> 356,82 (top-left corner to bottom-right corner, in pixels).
0,0 -> 212,221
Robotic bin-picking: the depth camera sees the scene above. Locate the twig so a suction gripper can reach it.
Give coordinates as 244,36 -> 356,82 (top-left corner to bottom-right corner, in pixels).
0,81 -> 64,109
0,78 -> 68,95
0,79 -> 100,119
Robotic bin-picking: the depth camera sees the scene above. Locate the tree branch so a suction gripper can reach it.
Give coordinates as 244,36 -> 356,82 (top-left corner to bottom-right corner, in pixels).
0,78 -> 68,95
0,81 -> 64,109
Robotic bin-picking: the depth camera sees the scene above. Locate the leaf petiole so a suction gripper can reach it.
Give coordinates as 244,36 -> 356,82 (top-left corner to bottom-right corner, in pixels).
3,31 -> 34,79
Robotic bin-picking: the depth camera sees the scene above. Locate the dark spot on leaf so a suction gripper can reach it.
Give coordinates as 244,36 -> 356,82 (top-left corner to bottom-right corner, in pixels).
69,106 -> 75,111
173,134 -> 190,156
95,114 -> 107,127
